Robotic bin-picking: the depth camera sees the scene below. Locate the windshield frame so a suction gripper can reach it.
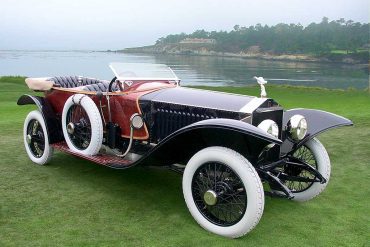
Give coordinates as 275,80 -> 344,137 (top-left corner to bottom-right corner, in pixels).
109,62 -> 180,82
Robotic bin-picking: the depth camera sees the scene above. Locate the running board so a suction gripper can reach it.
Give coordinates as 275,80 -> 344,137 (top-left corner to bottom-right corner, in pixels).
52,142 -> 133,169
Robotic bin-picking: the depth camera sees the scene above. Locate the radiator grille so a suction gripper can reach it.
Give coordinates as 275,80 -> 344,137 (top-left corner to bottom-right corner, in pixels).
154,108 -> 213,142
141,101 -> 247,143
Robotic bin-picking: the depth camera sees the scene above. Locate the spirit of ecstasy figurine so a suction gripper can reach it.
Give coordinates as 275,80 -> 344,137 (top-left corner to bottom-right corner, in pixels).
254,76 -> 268,98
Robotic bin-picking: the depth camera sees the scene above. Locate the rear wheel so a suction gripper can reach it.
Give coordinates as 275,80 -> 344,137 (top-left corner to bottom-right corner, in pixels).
62,94 -> 103,155
23,110 -> 53,165
182,146 -> 264,238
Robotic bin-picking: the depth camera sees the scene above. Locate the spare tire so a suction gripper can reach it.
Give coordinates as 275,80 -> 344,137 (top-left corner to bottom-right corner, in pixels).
62,94 -> 103,155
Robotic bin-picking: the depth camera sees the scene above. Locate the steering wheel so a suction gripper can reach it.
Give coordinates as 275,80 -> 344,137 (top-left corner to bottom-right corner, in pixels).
108,77 -> 124,92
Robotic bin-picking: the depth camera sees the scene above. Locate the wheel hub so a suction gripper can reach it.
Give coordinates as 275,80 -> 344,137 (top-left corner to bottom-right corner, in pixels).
67,122 -> 75,134
26,134 -> 32,144
203,190 -> 217,206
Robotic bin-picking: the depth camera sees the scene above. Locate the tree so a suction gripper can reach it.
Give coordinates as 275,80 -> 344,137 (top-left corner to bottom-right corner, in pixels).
154,18 -> 369,55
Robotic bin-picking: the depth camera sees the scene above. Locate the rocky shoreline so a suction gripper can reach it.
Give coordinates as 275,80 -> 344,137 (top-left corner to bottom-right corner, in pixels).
118,44 -> 368,65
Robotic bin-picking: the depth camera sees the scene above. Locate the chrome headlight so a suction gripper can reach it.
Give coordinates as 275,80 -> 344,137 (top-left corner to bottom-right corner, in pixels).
288,114 -> 307,140
130,113 -> 144,129
258,119 -> 279,138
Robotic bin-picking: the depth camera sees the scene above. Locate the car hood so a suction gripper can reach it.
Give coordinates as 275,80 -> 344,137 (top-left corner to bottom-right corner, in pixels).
139,87 -> 267,114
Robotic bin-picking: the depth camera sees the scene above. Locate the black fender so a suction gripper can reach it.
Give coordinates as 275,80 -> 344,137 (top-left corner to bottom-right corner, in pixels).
17,94 -> 63,144
281,108 -> 353,156
136,118 -> 282,166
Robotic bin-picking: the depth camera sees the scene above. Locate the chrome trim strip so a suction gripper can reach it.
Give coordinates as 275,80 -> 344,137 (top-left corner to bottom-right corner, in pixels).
239,98 -> 267,113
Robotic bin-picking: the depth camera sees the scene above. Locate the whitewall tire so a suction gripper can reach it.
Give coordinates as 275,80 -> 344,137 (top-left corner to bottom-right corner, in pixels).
182,146 -> 265,238
62,94 -> 103,156
23,110 -> 53,165
289,138 -> 331,202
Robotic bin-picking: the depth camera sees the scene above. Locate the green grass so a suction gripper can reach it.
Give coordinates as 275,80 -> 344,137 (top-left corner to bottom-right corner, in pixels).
330,49 -> 369,54
0,76 -> 369,246
330,50 -> 350,54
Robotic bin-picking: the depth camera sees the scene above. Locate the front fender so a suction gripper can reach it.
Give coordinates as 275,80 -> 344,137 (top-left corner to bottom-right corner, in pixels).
137,118 -> 281,166
281,108 -> 353,156
190,118 -> 282,144
17,94 -> 63,143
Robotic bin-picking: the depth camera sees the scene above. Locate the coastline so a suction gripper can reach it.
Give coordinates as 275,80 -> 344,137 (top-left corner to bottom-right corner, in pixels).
117,45 -> 369,66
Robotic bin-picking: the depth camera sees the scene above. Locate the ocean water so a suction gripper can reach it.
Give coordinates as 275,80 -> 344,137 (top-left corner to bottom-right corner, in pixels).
0,50 -> 368,89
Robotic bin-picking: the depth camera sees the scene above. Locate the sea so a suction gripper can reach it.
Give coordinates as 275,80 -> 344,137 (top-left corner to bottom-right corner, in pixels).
0,50 -> 368,89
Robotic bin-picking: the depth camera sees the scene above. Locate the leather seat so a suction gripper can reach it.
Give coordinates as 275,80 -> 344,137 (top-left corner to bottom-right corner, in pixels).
50,76 -> 118,92
50,76 -> 106,88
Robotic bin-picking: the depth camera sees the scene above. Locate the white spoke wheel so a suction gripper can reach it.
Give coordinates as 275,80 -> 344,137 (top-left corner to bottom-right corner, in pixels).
182,146 -> 264,238
23,110 -> 53,165
286,138 -> 331,202
62,94 -> 103,155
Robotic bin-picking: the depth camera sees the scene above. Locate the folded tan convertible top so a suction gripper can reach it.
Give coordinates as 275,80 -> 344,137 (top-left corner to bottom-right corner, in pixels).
25,77 -> 54,91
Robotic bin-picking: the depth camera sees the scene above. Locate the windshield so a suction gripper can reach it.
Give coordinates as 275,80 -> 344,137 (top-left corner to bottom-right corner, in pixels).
109,62 -> 179,81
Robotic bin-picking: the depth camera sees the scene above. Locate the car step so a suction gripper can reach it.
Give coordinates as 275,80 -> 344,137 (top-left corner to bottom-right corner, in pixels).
51,142 -> 133,169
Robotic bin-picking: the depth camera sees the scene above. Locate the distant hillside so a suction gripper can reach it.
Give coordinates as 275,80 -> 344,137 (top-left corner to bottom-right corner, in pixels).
120,17 -> 369,64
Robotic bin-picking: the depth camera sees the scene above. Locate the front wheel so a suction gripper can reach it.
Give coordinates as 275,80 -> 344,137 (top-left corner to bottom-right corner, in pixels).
284,138 -> 331,202
182,146 -> 264,238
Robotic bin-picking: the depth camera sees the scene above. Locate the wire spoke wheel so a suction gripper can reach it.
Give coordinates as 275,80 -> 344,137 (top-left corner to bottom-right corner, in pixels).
26,119 -> 45,158
66,105 -> 92,150
283,145 -> 318,192
62,94 -> 103,155
23,110 -> 53,165
183,147 -> 264,238
192,162 -> 247,226
275,138 -> 331,202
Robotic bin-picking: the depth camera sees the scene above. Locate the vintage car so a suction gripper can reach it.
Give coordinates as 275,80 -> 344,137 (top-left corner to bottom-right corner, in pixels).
18,63 -> 352,238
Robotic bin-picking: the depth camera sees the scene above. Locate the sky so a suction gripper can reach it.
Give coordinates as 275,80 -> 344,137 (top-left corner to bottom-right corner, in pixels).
0,0 -> 368,50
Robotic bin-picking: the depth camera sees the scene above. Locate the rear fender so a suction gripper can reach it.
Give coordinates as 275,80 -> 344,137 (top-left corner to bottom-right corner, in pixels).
281,108 -> 353,156
139,118 -> 282,166
17,94 -> 63,143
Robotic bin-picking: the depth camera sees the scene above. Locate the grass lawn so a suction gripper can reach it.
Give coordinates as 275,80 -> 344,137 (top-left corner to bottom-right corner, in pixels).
0,77 -> 369,246
330,49 -> 369,54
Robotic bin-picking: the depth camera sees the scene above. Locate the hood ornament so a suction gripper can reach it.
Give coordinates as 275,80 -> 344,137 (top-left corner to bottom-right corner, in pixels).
254,76 -> 267,98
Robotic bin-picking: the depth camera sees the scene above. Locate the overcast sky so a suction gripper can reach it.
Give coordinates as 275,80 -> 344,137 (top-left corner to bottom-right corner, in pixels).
0,0 -> 368,50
